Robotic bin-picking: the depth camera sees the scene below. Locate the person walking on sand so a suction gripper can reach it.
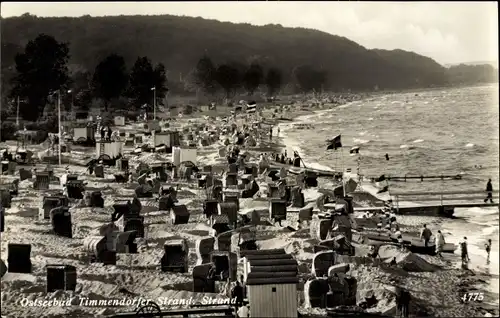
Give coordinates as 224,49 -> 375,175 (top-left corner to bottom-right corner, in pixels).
459,237 -> 470,264
269,127 -> 273,140
435,230 -> 445,258
420,224 -> 432,248
485,239 -> 492,263
484,179 -> 494,203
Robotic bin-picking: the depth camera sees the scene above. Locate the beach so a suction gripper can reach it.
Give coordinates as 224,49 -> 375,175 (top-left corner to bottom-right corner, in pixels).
1,89 -> 498,318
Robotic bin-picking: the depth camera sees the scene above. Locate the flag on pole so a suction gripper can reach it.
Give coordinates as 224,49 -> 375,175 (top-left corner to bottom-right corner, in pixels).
67,90 -> 72,93
350,146 -> 360,154
326,135 -> 342,150
151,87 -> 156,91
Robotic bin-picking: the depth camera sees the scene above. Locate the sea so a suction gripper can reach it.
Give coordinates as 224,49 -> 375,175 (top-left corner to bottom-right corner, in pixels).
278,84 -> 499,305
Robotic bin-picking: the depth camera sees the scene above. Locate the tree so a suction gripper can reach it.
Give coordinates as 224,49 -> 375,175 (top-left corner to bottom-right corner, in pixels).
191,55 -> 218,96
10,34 -> 70,121
127,56 -> 155,110
70,70 -> 93,115
91,54 -> 128,111
265,67 -> 283,96
243,63 -> 264,95
153,63 -> 168,102
293,65 -> 327,93
215,64 -> 242,99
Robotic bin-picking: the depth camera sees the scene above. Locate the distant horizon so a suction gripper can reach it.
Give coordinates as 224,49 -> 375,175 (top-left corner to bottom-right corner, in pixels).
0,2 -> 497,66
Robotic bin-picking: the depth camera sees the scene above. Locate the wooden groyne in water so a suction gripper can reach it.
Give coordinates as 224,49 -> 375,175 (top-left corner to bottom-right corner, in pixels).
360,174 -> 463,182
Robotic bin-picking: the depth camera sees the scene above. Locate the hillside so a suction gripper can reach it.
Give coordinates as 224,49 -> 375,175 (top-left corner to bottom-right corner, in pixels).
1,14 -> 496,93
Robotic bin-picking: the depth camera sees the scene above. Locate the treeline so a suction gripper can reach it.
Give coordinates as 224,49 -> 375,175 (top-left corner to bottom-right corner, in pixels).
0,13 -> 467,94
2,33 -> 336,123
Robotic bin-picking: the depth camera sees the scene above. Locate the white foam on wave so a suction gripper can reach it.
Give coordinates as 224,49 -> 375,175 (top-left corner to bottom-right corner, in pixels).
413,139 -> 424,143
353,138 -> 370,144
400,144 -> 408,149
358,131 -> 367,136
465,143 -> 475,147
368,117 -> 374,121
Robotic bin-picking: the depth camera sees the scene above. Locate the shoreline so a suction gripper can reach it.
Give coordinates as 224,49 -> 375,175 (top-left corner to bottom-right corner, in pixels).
273,96 -> 499,316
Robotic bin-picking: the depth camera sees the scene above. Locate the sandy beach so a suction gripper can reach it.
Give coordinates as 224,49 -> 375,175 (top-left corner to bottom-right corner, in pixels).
1,94 -> 498,318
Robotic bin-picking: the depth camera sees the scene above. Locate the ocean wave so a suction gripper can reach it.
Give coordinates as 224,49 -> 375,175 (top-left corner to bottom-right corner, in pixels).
413,139 -> 424,143
465,143 -> 475,148
353,138 -> 370,144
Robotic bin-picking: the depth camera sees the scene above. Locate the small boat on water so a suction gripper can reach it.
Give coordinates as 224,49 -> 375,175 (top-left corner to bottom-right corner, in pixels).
269,162 -> 340,178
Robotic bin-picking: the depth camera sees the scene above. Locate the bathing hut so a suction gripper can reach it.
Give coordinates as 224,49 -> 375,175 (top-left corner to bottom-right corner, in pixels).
34,172 -> 50,190
108,231 -> 138,253
40,195 -> 68,220
215,230 -> 233,252
116,158 -> 129,171
66,180 -> 85,199
158,195 -> 176,211
223,172 -> 238,187
153,131 -> 180,152
171,147 -> 198,166
210,250 -> 237,281
0,203 -> 4,232
170,205 -> 190,225
114,116 -> 125,126
60,173 -> 78,187
96,141 -> 123,160
269,199 -> 287,222
46,264 -> 77,293
312,251 -> 336,277
94,165 -> 104,178
196,236 -> 215,265
238,226 -> 257,251
111,200 -> 131,221
222,191 -> 240,211
7,243 -> 32,273
83,236 -> 116,265
217,202 -> 238,226
73,126 -> 95,143
161,239 -> 189,273
84,191 -> 104,208
117,213 -> 145,238
0,259 -> 6,277
267,183 -> 280,198
211,214 -> 230,236
203,199 -> 219,218
50,207 -> 72,238
151,164 -> 168,181
192,263 -> 215,293
19,168 -> 32,181
0,189 -> 11,208
244,249 -> 299,318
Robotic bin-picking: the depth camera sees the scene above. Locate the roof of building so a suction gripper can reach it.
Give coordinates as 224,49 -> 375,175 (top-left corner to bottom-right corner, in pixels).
246,249 -> 299,286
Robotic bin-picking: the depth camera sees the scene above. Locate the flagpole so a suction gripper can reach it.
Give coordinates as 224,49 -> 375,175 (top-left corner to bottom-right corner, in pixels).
58,90 -> 62,166
153,87 -> 156,121
16,96 -> 20,128
341,145 -> 346,197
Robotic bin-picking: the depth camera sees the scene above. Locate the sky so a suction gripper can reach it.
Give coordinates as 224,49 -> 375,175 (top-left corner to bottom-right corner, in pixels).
1,2 -> 498,66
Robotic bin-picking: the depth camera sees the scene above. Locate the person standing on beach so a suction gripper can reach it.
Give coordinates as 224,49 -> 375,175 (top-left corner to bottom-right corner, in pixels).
420,224 -> 432,248
269,127 -> 273,140
485,239 -> 492,263
459,237 -> 470,264
484,179 -> 494,203
435,230 -> 445,257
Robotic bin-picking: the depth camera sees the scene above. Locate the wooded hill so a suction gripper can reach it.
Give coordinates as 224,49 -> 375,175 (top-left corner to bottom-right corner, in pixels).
1,13 -> 497,93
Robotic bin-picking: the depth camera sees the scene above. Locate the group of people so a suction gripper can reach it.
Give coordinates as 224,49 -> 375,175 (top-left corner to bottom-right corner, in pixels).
420,224 -> 494,265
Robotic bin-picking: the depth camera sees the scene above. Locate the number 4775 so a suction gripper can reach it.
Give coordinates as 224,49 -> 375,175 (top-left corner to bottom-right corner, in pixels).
461,292 -> 484,302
